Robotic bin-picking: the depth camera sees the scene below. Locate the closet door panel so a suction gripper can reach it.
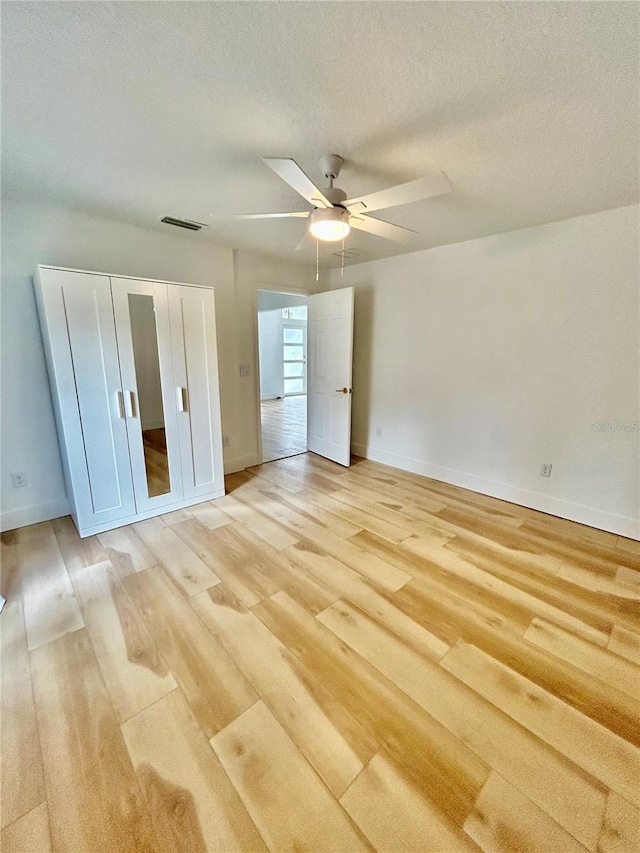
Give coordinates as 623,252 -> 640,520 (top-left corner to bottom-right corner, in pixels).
169,286 -> 224,498
111,279 -> 183,513
38,270 -> 136,526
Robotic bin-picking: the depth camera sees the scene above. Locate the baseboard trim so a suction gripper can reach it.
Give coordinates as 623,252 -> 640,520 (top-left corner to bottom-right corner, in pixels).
75,490 -> 226,538
1,454 -> 264,530
0,497 -> 71,533
351,443 -> 639,540
223,453 -> 263,475
6,452 -> 634,539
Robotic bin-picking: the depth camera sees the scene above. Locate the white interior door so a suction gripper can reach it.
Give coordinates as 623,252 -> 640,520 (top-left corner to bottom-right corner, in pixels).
111,278 -> 183,512
307,287 -> 354,467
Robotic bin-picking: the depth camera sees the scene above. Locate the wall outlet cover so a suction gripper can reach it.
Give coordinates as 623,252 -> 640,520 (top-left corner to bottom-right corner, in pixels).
540,463 -> 553,477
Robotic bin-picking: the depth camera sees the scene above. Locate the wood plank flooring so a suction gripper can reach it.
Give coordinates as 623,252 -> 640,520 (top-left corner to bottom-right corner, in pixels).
1,453 -> 639,852
261,396 -> 307,462
142,428 -> 171,497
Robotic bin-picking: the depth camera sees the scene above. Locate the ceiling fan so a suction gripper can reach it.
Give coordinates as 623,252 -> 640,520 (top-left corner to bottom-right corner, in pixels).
223,154 -> 452,250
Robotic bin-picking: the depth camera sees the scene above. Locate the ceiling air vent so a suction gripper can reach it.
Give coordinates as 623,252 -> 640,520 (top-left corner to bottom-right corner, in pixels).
161,216 -> 208,232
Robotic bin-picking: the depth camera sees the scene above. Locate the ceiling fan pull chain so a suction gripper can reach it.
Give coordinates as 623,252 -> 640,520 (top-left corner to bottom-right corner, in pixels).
316,236 -> 319,282
341,236 -> 345,276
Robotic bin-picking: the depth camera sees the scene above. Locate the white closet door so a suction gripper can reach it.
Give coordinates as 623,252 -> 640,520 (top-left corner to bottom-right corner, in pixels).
168,285 -> 225,499
111,278 -> 183,512
36,269 -> 136,527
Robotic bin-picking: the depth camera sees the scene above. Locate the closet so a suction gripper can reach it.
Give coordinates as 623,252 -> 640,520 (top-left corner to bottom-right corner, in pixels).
35,265 -> 225,537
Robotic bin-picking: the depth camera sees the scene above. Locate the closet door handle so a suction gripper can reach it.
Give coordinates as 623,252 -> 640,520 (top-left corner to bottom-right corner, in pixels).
116,390 -> 125,419
177,386 -> 188,412
127,391 -> 137,418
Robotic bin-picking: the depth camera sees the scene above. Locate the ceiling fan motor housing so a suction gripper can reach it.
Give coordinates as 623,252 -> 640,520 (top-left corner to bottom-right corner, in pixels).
322,185 -> 347,206
319,153 -> 344,180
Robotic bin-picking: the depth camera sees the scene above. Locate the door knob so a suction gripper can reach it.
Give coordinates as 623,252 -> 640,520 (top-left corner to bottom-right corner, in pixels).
335,387 -> 351,394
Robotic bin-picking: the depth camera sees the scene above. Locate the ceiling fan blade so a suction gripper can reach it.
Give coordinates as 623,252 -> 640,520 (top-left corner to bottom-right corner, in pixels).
349,214 -> 417,242
212,211 -> 310,220
263,158 -> 333,209
344,171 -> 452,214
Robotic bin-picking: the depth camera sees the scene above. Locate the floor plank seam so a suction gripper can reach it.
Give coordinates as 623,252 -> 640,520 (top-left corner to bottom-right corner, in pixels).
4,453 -> 639,853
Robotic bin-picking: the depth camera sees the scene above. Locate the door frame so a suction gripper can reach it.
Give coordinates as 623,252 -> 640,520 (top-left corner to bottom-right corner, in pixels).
254,288 -> 311,465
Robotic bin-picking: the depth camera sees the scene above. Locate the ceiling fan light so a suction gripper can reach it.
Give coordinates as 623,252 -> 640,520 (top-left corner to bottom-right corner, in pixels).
310,220 -> 350,241
309,207 -> 350,242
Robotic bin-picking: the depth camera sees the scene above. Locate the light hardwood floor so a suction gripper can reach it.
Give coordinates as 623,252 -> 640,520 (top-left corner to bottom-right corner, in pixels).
1,453 -> 639,852
261,396 -> 307,463
142,428 -> 171,497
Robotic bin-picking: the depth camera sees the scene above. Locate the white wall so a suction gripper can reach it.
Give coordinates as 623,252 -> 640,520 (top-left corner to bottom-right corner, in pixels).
331,205 -> 639,539
258,291 -> 308,312
0,200 -> 319,530
258,310 -> 285,400
5,199 -> 635,537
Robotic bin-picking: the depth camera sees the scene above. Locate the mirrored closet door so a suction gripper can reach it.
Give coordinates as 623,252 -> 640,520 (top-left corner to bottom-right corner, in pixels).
111,278 -> 183,512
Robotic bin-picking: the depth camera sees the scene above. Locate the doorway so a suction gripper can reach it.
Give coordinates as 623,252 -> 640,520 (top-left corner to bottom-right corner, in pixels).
257,291 -> 309,463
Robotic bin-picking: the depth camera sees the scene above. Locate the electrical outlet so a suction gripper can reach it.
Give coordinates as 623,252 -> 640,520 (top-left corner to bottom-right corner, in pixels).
540,463 -> 553,478
239,363 -> 251,377
11,472 -> 27,488
375,426 -> 382,438
223,435 -> 231,447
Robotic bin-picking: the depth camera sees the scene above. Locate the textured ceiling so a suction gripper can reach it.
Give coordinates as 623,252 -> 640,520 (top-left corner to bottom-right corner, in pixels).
2,1 -> 638,267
